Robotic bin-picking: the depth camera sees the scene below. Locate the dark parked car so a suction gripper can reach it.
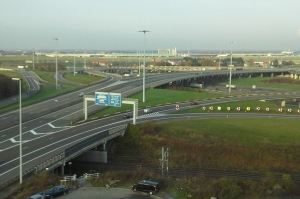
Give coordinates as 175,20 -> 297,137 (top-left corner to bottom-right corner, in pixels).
122,113 -> 131,119
41,186 -> 68,199
132,180 -> 159,195
191,101 -> 198,105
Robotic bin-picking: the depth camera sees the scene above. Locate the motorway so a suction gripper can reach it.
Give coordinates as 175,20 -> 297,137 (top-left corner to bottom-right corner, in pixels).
0,70 -> 41,108
0,71 -> 206,185
0,68 -> 297,187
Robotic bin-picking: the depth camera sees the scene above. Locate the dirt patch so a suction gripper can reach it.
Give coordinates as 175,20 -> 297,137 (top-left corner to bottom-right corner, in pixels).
261,78 -> 300,84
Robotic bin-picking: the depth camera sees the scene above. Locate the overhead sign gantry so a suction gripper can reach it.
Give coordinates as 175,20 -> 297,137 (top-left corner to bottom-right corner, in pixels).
83,92 -> 138,124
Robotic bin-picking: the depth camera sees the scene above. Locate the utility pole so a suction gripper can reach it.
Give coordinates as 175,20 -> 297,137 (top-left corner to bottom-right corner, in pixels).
159,147 -> 169,177
54,38 -> 60,90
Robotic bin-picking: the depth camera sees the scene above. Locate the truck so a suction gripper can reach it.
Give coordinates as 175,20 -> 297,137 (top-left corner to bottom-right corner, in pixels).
190,83 -> 203,88
18,65 -> 28,69
226,84 -> 236,89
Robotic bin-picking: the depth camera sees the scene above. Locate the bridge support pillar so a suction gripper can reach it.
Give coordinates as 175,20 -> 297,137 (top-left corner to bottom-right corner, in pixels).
61,161 -> 65,176
261,73 -> 263,77
249,74 -> 252,78
271,73 -> 274,77
281,100 -> 286,107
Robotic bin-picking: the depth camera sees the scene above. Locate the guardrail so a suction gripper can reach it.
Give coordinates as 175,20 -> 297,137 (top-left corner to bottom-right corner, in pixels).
0,125 -> 128,190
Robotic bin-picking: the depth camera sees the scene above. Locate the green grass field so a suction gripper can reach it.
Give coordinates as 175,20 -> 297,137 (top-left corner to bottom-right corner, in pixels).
64,72 -> 105,84
157,118 -> 300,147
91,88 -> 223,116
176,100 -> 299,115
229,76 -> 300,90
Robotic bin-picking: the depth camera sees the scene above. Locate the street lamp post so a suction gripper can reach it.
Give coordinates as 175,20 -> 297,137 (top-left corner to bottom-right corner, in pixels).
54,38 -> 60,90
12,78 -> 22,184
218,46 -> 221,70
68,162 -> 72,175
229,41 -> 235,93
73,50 -> 76,76
32,48 -> 35,70
138,30 -> 150,103
36,48 -> 39,64
84,49 -> 86,69
138,50 -> 141,76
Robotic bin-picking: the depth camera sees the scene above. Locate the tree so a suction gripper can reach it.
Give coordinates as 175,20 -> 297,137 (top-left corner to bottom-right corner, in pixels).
272,59 -> 279,67
247,58 -> 255,66
183,57 -> 200,66
198,58 -> 214,66
0,74 -> 19,100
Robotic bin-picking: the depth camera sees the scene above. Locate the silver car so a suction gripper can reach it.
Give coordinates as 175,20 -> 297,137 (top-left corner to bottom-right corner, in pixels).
26,194 -> 44,199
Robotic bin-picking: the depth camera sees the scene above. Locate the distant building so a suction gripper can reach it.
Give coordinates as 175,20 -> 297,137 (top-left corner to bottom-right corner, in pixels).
92,60 -> 106,66
158,47 -> 177,56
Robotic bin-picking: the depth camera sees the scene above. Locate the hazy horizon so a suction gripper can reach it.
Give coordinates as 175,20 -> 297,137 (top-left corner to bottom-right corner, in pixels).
1,0 -> 300,51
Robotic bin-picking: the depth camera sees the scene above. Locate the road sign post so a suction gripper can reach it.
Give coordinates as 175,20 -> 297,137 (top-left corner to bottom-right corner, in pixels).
95,92 -> 109,106
109,93 -> 122,107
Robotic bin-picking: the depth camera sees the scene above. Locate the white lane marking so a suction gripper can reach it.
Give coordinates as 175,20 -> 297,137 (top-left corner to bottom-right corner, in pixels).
48,123 -> 70,129
30,130 -> 54,135
48,123 -> 61,128
0,120 -> 127,172
9,138 -> 29,143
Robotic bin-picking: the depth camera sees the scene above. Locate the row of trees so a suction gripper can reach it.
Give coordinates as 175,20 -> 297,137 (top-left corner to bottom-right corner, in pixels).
0,74 -> 20,100
182,57 -> 245,67
33,63 -> 66,72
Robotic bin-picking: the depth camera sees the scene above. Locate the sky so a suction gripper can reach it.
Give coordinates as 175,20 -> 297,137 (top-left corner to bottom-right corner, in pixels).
1,0 -> 300,52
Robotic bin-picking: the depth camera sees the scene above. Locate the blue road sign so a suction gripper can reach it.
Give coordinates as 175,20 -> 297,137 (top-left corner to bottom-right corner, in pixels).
109,93 -> 122,107
95,92 -> 108,106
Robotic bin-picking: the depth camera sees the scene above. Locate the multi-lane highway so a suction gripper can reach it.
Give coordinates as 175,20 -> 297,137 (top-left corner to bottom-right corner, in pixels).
0,68 -> 296,187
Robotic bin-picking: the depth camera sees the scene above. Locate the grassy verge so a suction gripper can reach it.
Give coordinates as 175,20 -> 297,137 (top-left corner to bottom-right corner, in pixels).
175,100 -> 299,114
0,85 -> 77,113
63,72 -> 105,84
226,76 -> 300,90
0,70 -> 29,91
89,120 -> 300,199
90,88 -> 223,117
33,70 -> 82,88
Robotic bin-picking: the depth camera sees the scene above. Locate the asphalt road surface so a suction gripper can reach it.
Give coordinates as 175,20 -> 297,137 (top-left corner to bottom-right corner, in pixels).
64,187 -> 164,199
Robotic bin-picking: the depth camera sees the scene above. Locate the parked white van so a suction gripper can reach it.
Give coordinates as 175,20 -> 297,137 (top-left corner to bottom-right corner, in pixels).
144,108 -> 152,113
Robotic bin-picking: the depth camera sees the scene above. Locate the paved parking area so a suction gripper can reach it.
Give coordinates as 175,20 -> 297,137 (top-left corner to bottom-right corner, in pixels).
63,187 -> 163,199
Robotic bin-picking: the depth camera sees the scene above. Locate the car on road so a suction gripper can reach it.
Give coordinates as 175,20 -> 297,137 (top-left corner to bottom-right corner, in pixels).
41,185 -> 68,199
143,108 -> 152,113
79,92 -> 84,97
26,194 -> 44,199
132,180 -> 159,195
191,101 -> 198,105
122,113 -> 131,119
